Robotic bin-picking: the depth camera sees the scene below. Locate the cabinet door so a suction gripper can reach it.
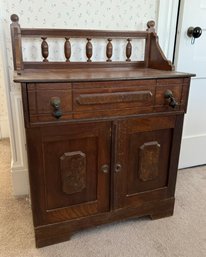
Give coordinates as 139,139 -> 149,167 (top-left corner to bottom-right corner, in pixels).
113,115 -> 183,209
26,121 -> 111,225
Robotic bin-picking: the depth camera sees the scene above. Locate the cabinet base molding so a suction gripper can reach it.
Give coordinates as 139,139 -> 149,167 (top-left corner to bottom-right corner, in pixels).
35,198 -> 175,248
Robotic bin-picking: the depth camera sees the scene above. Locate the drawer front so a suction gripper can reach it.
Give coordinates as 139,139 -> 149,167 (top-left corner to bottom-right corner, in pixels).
27,83 -> 72,123
73,80 -> 156,119
25,78 -> 189,124
155,79 -> 184,112
156,80 -> 183,105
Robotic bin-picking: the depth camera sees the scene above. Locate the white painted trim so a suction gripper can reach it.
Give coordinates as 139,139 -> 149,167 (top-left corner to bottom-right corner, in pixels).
0,7 -> 29,196
11,168 -> 29,196
179,134 -> 206,169
182,133 -> 206,140
10,91 -> 29,196
0,10 -> 17,162
157,0 -> 179,61
174,0 -> 186,68
192,77 -> 206,80
0,115 -> 9,138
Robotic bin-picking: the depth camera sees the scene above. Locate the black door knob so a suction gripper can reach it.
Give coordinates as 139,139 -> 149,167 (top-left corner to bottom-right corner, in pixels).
187,26 -> 202,44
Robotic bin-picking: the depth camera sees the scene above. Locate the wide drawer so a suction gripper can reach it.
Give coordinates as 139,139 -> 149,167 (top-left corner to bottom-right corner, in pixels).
73,80 -> 156,119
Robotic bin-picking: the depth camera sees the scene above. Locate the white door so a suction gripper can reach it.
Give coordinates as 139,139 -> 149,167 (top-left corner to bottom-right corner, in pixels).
175,0 -> 206,168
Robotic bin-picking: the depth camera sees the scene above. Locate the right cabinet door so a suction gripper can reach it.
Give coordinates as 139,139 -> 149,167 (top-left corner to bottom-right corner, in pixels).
113,115 -> 184,209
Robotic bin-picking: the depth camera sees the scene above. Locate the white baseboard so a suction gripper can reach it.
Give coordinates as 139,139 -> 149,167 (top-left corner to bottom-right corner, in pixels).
10,91 -> 29,196
179,134 -> 206,169
0,115 -> 9,138
11,165 -> 29,196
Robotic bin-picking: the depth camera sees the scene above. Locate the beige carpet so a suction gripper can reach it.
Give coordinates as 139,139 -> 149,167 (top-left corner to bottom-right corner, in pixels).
0,139 -> 206,257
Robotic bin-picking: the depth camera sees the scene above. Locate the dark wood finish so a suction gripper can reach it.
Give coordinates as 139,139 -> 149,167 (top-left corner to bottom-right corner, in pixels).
148,33 -> 174,71
22,61 -> 144,70
27,83 -> 72,123
10,15 -> 181,71
76,91 -> 153,105
106,38 -> 113,62
41,37 -> 49,62
10,14 -> 195,247
21,28 -> 149,38
64,37 -> 71,62
14,68 -> 193,82
10,14 -> 24,71
26,122 -> 111,226
139,141 -> 161,182
86,38 -> 93,62
126,39 -> 132,61
147,20 -> 156,33
60,151 -> 86,194
35,197 -> 175,247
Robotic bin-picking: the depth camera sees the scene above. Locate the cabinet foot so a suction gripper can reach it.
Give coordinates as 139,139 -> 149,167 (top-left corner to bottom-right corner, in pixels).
150,208 -> 174,220
35,232 -> 72,248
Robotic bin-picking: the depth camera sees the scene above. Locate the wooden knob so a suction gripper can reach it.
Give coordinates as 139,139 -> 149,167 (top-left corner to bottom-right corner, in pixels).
10,14 -> 19,22
147,20 -> 155,32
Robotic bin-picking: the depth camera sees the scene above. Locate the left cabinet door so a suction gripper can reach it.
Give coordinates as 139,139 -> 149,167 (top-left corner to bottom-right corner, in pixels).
26,121 -> 111,226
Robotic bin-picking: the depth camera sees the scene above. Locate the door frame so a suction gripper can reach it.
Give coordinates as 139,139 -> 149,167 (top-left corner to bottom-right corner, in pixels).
173,0 -> 206,168
157,0 -> 180,61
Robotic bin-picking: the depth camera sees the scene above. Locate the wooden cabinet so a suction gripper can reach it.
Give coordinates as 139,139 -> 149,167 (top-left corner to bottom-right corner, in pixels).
24,81 -> 190,247
113,115 -> 181,209
26,122 -> 111,225
10,14 -> 195,247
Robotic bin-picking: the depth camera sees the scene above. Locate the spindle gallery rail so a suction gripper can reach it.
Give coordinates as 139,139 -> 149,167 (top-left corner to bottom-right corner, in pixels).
10,14 -> 173,71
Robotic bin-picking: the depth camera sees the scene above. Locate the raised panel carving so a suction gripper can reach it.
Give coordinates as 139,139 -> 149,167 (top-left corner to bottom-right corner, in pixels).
60,151 -> 86,194
138,141 -> 160,182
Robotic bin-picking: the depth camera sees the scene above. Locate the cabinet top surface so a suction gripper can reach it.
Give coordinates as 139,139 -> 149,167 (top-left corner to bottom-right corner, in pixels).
14,68 -> 195,83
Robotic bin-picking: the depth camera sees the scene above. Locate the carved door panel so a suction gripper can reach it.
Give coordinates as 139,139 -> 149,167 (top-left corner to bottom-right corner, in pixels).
26,121 -> 111,225
113,116 -> 177,209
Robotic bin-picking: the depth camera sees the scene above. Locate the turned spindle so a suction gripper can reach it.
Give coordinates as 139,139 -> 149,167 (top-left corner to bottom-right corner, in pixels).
64,37 -> 71,62
106,38 -> 113,62
126,39 -> 132,62
41,37 -> 49,62
86,38 -> 93,62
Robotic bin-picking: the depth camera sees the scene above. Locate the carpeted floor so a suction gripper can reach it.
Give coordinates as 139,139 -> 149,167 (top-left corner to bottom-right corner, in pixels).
0,138 -> 206,257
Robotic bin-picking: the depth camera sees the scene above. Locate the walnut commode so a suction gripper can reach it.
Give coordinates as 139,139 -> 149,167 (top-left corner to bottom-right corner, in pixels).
10,14 -> 194,247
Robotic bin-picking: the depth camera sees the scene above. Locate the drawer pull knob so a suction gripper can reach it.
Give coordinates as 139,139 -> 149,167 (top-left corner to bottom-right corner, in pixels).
115,163 -> 122,173
50,97 -> 62,119
101,164 -> 109,174
164,90 -> 178,108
